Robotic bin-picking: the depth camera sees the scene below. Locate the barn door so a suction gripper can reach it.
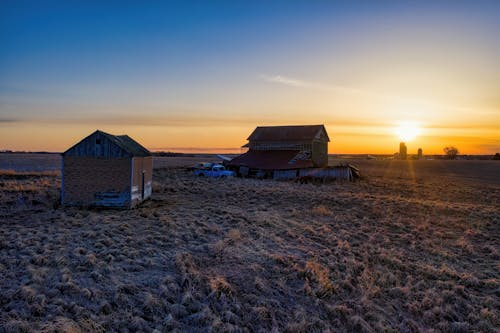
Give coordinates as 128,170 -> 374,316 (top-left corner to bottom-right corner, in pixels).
141,171 -> 145,199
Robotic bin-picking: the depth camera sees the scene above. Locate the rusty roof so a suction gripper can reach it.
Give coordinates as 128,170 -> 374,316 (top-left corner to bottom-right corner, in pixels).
247,125 -> 330,142
228,150 -> 313,170
63,130 -> 151,157
110,133 -> 151,157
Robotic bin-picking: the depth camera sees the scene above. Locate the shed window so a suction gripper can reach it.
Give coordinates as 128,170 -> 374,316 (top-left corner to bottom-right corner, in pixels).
96,139 -> 101,144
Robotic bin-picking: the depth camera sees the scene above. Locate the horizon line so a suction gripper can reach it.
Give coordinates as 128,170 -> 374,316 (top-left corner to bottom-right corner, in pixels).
1,149 -> 497,157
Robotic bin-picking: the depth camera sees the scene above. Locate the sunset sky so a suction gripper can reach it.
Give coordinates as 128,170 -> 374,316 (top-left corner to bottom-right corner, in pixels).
1,1 -> 499,154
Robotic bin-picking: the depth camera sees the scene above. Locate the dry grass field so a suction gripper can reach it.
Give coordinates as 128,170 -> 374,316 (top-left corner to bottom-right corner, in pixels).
0,156 -> 499,332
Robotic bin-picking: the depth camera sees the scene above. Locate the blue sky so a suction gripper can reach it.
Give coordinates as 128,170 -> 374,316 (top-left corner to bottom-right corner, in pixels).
1,1 -> 499,153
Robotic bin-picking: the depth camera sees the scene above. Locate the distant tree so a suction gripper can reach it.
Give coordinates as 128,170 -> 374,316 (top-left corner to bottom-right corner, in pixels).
443,146 -> 459,160
493,153 -> 500,160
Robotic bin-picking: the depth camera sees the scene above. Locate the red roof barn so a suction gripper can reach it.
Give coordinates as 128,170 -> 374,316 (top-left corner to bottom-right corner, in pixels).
62,130 -> 152,208
228,125 -> 330,174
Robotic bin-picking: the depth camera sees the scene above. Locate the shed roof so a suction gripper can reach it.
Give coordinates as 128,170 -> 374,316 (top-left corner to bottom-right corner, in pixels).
63,130 -> 151,157
247,125 -> 330,142
228,150 -> 313,170
107,133 -> 151,157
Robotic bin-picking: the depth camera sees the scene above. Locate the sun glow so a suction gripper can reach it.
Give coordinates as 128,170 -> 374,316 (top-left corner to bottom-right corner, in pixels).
395,121 -> 421,142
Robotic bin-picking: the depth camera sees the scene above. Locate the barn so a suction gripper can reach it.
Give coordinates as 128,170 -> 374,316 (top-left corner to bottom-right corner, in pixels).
228,124 -> 330,178
61,130 -> 152,208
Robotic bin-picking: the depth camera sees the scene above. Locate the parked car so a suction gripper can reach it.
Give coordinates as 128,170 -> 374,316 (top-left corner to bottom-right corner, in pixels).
194,164 -> 235,178
195,162 -> 213,170
187,162 -> 213,171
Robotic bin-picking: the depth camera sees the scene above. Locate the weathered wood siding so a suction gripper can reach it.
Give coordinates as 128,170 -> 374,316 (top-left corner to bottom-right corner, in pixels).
249,141 -> 311,151
273,169 -> 299,180
311,141 -> 328,167
299,167 -> 352,180
62,156 -> 131,207
64,132 -> 129,158
131,156 -> 153,207
248,138 -> 328,168
272,167 -> 353,181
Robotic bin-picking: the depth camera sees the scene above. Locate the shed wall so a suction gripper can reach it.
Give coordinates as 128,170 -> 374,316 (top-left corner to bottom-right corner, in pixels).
63,156 -> 131,206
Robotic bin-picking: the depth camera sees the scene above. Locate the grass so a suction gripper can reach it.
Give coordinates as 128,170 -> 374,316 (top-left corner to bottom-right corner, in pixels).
0,158 -> 498,332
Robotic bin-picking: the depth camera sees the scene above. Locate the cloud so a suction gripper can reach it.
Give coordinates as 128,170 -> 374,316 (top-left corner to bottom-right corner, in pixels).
4,111 -> 297,128
0,117 -> 19,123
259,73 -> 500,118
0,85 -> 76,99
259,74 -> 309,87
474,143 -> 500,151
260,73 -> 377,95
425,123 -> 500,130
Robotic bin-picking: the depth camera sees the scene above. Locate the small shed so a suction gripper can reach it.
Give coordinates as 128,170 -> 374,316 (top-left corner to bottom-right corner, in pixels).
61,130 -> 152,208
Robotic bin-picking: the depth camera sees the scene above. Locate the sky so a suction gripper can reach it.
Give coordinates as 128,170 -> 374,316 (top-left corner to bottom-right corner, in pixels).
1,0 -> 499,154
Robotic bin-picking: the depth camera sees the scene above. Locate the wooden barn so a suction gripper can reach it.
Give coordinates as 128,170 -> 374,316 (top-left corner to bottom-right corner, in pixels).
228,125 -> 330,178
61,130 -> 152,208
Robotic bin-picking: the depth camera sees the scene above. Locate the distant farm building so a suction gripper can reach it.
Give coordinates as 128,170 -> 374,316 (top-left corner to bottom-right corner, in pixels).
227,124 -> 356,180
62,130 -> 152,208
399,142 -> 407,160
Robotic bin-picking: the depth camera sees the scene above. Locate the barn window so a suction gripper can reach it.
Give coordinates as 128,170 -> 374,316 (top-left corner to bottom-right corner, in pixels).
96,139 -> 101,144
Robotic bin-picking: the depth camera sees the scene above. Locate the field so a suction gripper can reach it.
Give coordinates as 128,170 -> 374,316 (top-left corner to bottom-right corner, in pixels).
0,155 -> 499,332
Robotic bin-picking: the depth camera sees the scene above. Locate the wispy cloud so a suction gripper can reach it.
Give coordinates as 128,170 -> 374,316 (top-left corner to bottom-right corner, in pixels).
259,73 -> 498,116
259,74 -> 309,87
259,73 -> 392,98
3,110 -> 302,128
0,117 -> 19,123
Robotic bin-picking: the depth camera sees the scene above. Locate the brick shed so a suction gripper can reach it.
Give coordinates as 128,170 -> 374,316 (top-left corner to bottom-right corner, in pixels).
62,130 -> 152,208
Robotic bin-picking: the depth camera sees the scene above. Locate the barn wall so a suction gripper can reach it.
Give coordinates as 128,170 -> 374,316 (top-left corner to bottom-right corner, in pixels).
299,167 -> 352,180
273,169 -> 299,180
64,132 -> 129,158
63,156 -> 131,206
312,141 -> 328,167
249,141 -> 311,151
131,156 -> 153,206
272,167 -> 352,181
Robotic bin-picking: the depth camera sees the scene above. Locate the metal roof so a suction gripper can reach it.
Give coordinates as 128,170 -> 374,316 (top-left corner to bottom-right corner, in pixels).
63,130 -> 151,157
247,125 -> 330,142
228,150 -> 313,170
110,133 -> 151,157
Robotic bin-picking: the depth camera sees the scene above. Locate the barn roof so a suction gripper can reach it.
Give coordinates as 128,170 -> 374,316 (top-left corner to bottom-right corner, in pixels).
247,125 -> 330,142
228,150 -> 313,170
63,130 -> 151,157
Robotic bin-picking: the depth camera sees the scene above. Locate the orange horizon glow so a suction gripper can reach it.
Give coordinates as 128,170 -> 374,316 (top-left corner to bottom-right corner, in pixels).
0,121 -> 498,155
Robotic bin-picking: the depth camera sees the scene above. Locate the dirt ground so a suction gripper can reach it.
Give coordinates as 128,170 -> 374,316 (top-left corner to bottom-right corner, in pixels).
0,157 -> 499,332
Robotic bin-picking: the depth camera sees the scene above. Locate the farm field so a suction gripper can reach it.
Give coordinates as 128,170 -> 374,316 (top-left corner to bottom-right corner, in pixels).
0,155 -> 499,332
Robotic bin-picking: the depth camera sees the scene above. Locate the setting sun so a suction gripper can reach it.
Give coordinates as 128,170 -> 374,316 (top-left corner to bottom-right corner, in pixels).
395,121 -> 421,142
